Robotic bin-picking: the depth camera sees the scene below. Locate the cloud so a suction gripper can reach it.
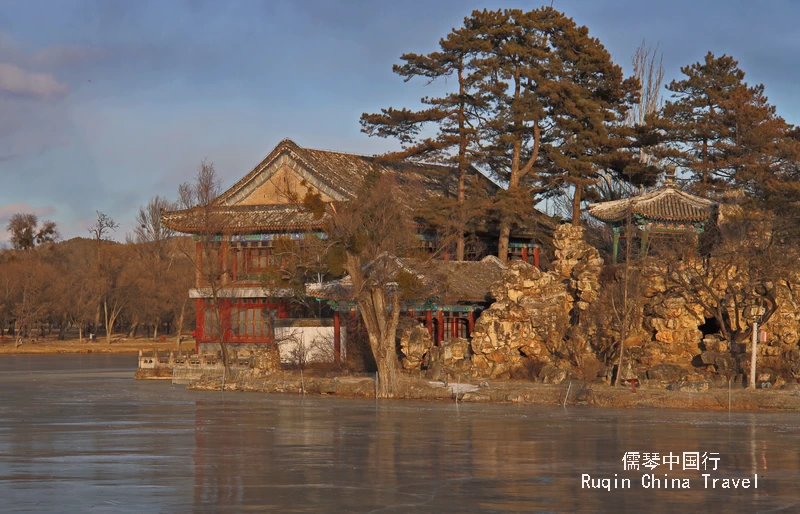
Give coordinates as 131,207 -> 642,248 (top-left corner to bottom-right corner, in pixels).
0,62 -> 69,98
0,203 -> 56,226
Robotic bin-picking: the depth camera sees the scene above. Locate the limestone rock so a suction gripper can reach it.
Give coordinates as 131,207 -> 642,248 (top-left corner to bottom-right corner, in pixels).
538,364 -> 567,385
647,364 -> 689,382
251,345 -> 281,372
400,324 -> 434,370
465,225 -> 603,379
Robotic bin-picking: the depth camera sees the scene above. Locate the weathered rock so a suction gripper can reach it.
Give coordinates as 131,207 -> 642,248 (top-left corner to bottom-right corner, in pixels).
647,364 -> 689,382
677,380 -> 710,393
466,225 -> 602,379
251,346 -> 281,372
441,337 -> 470,362
700,351 -> 721,366
538,364 -> 567,385
400,324 -> 433,370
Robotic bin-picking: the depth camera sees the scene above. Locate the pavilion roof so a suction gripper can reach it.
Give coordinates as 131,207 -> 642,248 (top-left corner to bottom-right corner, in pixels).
306,255 -> 506,304
588,184 -> 716,224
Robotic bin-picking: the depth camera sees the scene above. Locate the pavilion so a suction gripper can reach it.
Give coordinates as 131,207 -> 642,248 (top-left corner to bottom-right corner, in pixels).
588,182 -> 717,263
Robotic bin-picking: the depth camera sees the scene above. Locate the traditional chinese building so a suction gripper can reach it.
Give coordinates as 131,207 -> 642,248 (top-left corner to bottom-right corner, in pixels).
162,138 -> 550,354
306,255 -> 506,359
588,182 -> 717,263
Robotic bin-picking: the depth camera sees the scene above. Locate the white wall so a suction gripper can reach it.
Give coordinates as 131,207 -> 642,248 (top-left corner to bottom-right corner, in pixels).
275,326 -> 345,365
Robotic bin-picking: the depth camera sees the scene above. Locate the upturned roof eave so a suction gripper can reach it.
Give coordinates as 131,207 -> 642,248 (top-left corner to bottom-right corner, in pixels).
588,185 -> 717,224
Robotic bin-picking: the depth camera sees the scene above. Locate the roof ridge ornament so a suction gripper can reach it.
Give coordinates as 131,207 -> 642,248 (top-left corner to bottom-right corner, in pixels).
663,166 -> 677,187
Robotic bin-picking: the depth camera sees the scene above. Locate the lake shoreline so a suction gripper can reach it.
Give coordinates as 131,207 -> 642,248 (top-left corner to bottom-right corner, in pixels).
179,370 -> 800,412
0,338 -> 195,355
11,343 -> 800,412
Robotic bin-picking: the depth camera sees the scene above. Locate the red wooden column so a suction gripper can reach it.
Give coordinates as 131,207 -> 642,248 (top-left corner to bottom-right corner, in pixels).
231,248 -> 238,281
521,245 -> 528,263
437,309 -> 444,345
195,298 -> 204,354
219,241 -> 229,285
333,310 -> 341,365
426,310 -> 433,338
195,241 -> 203,286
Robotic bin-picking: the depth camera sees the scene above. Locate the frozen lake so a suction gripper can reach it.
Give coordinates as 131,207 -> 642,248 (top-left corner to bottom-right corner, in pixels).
1,355 -> 799,513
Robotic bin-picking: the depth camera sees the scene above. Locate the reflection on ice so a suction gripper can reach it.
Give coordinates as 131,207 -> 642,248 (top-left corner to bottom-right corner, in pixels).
0,355 -> 799,512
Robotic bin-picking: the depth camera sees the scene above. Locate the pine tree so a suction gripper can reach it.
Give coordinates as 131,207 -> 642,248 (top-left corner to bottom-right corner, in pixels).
466,8 -> 552,261
365,7 -> 638,261
360,24 -> 487,260
469,7 -> 637,257
537,12 -> 638,225
663,52 -> 784,197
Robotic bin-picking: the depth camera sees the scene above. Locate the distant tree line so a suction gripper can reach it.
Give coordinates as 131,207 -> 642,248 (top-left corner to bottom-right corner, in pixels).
0,207 -> 194,346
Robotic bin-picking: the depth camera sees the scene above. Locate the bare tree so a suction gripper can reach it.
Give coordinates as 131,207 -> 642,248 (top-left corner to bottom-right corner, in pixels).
628,40 -> 664,129
326,174 -> 423,397
89,211 -> 120,241
133,195 -> 176,261
88,211 -> 121,342
177,160 -> 231,374
52,242 -> 101,342
7,214 -> 59,250
179,158 -> 220,209
99,244 -> 139,344
10,252 -> 57,345
662,215 -> 785,345
130,196 -> 192,346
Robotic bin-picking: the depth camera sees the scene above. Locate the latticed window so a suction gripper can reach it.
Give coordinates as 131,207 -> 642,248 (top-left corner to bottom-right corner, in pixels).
231,308 -> 275,337
246,248 -> 269,271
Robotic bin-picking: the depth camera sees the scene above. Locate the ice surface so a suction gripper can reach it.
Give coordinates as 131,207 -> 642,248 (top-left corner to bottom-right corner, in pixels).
0,355 -> 798,512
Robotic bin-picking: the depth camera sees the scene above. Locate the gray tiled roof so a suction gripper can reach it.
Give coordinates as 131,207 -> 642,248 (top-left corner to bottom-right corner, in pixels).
163,138 -> 498,234
218,138 -> 496,203
161,204 -> 326,233
306,255 -> 505,303
588,184 -> 716,223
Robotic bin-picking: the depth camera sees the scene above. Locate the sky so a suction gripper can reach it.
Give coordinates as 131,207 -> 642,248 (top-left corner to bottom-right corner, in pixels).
1,0 -> 799,242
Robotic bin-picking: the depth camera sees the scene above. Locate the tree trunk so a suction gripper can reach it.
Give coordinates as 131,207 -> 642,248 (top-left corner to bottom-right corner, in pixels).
220,339 -> 231,389
572,184 -> 583,226
175,300 -> 186,349
128,315 -> 139,338
456,170 -> 466,261
372,333 -> 398,398
358,287 -> 401,397
153,318 -> 160,340
497,221 -> 511,264
456,62 -> 467,262
104,300 -> 112,344
58,313 -> 67,340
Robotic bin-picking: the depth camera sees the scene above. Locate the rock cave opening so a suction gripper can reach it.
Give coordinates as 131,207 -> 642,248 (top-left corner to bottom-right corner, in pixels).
698,316 -> 721,337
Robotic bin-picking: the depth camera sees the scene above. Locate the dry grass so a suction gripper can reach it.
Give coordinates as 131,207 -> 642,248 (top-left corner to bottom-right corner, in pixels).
0,334 -> 195,355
